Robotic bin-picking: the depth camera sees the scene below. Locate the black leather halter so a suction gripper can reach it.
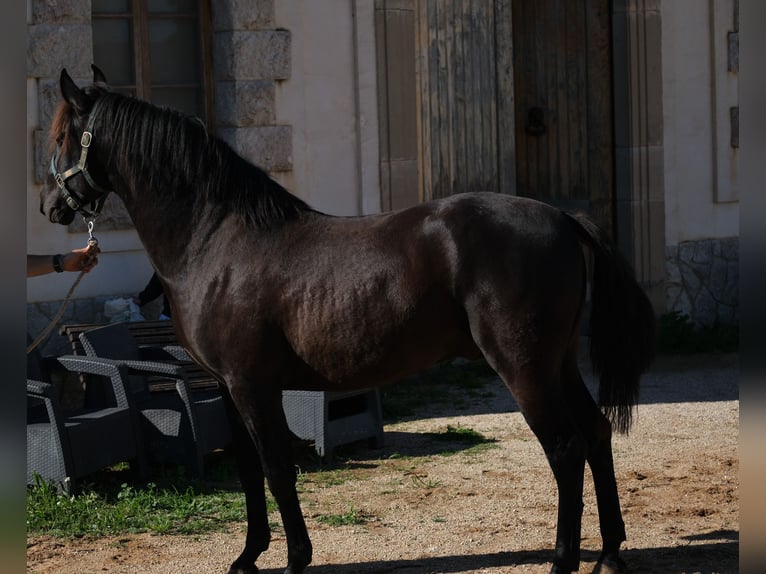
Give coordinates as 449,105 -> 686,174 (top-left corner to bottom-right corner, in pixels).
49,101 -> 112,218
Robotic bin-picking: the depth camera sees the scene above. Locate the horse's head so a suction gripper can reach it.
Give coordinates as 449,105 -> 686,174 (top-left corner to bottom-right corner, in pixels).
41,66 -> 113,225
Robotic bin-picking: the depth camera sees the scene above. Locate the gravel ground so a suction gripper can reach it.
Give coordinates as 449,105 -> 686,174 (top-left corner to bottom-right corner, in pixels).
27,353 -> 738,574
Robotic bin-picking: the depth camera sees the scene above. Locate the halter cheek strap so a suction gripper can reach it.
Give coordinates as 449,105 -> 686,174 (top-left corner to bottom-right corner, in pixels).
50,101 -> 111,218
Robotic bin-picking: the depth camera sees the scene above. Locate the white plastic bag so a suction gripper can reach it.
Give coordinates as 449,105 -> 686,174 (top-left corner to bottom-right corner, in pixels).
104,297 -> 145,323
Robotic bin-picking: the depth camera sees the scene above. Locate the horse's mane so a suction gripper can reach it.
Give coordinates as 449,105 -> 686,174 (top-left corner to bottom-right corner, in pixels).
89,92 -> 313,228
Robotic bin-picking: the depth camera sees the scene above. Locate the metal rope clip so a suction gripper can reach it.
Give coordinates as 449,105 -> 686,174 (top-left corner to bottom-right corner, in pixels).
85,218 -> 98,248
83,218 -> 100,268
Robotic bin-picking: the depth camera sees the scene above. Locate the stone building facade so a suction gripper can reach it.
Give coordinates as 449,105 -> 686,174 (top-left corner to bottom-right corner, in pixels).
27,0 -> 740,357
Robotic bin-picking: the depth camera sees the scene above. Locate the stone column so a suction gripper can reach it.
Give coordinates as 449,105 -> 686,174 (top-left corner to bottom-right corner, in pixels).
28,0 -> 93,185
212,1 -> 293,173
612,0 -> 667,313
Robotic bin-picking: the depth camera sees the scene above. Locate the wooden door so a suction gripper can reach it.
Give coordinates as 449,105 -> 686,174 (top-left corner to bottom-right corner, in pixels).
512,0 -> 614,232
414,0 -> 516,201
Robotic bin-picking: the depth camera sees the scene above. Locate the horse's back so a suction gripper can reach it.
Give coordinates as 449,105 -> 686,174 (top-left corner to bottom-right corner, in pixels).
422,193 -> 585,294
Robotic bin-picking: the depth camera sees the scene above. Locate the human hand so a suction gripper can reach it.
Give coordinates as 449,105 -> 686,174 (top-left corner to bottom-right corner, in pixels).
63,243 -> 100,273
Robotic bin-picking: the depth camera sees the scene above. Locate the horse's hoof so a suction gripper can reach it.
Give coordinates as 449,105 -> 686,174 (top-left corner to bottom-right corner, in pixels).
592,555 -> 628,574
227,561 -> 258,574
284,560 -> 309,574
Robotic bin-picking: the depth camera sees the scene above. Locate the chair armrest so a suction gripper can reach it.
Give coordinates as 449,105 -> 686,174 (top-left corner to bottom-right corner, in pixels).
136,345 -> 182,362
118,360 -> 195,406
117,359 -> 199,440
117,359 -> 186,378
160,345 -> 193,362
27,379 -> 55,398
56,355 -> 132,409
57,354 -> 125,378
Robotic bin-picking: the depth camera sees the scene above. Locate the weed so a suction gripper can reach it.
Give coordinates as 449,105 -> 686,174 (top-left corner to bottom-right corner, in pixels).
315,505 -> 370,527
408,473 -> 442,489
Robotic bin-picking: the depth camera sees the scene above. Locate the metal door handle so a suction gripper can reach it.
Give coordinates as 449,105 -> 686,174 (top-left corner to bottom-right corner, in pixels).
525,107 -> 546,136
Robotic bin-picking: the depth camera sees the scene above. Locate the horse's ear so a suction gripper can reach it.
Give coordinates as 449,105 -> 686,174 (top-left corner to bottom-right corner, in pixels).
91,64 -> 108,85
60,68 -> 91,114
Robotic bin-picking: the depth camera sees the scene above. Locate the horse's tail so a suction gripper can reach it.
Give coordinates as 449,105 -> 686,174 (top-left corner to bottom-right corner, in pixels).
565,212 -> 656,434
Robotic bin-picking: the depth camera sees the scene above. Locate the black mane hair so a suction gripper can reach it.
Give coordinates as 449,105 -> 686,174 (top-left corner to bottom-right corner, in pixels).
90,92 -> 313,228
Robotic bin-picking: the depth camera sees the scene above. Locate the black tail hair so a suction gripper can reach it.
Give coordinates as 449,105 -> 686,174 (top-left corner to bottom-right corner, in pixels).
566,212 -> 656,433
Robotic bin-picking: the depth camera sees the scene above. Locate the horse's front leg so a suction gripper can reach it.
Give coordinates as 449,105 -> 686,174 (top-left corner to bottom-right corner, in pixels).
220,386 -> 272,574
229,382 -> 312,574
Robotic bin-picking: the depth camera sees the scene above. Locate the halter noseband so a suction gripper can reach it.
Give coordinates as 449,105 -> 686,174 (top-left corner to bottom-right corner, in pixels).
50,101 -> 111,218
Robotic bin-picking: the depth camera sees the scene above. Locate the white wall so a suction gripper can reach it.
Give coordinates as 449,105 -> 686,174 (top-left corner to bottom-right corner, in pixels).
662,0 -> 739,245
274,0 -> 381,216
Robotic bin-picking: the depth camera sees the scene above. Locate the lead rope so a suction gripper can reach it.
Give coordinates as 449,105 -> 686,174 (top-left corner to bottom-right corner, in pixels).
26,219 -> 100,354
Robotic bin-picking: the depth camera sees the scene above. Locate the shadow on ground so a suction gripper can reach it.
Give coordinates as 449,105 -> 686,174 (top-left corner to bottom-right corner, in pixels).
256,538 -> 738,573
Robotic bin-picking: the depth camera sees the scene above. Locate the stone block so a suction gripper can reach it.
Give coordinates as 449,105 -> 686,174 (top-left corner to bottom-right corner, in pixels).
213,30 -> 290,81
38,78 -> 61,130
218,125 -> 293,172
721,237 -> 739,261
215,80 -> 275,127
34,129 -> 49,184
666,237 -> 739,326
28,24 -> 92,79
212,0 -> 274,31
32,0 -> 91,24
708,257 -> 729,301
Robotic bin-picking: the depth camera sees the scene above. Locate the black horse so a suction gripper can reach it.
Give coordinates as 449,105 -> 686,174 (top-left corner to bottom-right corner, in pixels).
41,67 -> 655,574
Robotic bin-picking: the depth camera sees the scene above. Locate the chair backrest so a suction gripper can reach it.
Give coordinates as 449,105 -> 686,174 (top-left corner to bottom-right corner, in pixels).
79,322 -> 143,361
78,322 -> 149,404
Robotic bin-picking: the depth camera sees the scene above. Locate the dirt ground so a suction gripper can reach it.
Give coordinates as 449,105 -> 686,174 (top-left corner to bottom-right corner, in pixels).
27,353 -> 739,574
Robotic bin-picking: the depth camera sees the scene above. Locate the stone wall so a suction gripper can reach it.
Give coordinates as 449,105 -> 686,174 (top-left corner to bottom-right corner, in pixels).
665,237 -> 739,326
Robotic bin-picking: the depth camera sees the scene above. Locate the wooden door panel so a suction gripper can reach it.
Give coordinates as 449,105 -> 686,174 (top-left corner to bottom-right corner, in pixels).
415,0 -> 515,201
512,0 -> 613,232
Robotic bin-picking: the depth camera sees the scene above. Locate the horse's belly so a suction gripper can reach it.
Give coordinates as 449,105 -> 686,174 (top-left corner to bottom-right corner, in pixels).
286,299 -> 478,390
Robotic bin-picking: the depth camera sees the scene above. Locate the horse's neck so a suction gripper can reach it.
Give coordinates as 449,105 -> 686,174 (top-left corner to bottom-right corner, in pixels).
119,183 -> 220,278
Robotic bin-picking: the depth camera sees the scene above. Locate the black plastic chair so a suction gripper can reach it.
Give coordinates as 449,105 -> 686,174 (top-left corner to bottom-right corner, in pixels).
27,354 -> 147,494
77,322 -> 231,477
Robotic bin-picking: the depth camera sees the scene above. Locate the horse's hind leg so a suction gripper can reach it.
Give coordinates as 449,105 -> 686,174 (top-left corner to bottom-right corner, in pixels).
561,355 -> 628,574
490,357 -> 588,573
219,387 -> 272,574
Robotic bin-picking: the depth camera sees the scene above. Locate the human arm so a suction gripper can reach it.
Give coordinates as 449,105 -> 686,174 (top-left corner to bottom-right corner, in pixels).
27,244 -> 100,277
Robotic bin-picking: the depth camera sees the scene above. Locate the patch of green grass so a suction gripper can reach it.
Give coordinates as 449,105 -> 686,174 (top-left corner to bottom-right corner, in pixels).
427,425 -> 499,457
657,312 -> 738,354
434,425 -> 486,444
315,505 -> 370,527
299,468 -> 354,489
26,474 -> 250,537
